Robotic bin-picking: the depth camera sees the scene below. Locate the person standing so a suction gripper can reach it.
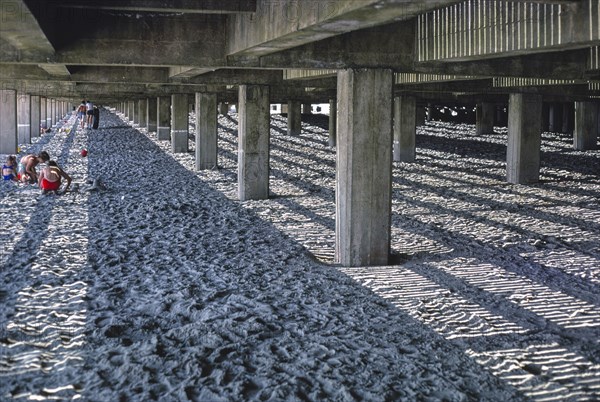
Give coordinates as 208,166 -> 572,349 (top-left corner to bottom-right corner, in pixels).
77,100 -> 87,129
92,105 -> 100,129
86,100 -> 94,128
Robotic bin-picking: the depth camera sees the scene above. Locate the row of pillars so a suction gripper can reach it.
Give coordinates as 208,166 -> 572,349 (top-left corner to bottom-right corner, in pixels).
0,91 -> 72,154
114,71 -> 598,267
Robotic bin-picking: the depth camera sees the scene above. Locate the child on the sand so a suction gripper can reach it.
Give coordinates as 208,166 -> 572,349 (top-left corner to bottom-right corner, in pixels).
18,151 -> 50,184
2,155 -> 18,181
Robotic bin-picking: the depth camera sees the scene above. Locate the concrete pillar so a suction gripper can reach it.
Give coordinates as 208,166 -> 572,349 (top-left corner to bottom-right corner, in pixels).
129,100 -> 136,122
336,68 -> 393,267
302,103 -> 312,114
0,90 -> 18,154
574,101 -> 599,151
40,97 -> 47,132
280,104 -> 288,114
45,98 -> 52,129
218,102 -> 229,115
147,97 -> 157,132
17,93 -> 31,145
548,103 -> 564,132
287,100 -> 301,135
507,93 -> 543,184
195,92 -> 218,170
238,85 -> 270,201
30,95 -> 41,138
562,102 -> 574,134
157,96 -> 171,140
171,94 -> 189,153
476,102 -> 495,135
138,99 -> 147,128
417,106 -> 427,125
393,95 -> 417,162
328,98 -> 337,147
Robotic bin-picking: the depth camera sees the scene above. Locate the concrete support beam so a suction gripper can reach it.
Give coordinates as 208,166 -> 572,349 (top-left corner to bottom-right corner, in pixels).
147,98 -> 157,132
138,99 -> 147,128
287,101 -> 301,135
574,101 -> 599,151
393,95 -> 417,163
171,94 -> 189,153
195,92 -> 218,170
507,93 -> 543,184
17,94 -> 31,145
157,97 -> 171,140
476,102 -> 495,135
238,85 -> 270,201
0,90 -> 18,154
336,68 -> 393,267
329,98 -> 337,147
30,95 -> 41,138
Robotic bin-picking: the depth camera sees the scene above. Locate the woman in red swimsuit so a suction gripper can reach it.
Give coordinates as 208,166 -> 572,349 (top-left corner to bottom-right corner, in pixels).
38,160 -> 72,194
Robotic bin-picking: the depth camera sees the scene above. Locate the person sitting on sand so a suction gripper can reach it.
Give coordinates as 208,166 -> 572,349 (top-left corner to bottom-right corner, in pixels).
38,160 -> 71,194
18,151 -> 49,184
2,155 -> 18,181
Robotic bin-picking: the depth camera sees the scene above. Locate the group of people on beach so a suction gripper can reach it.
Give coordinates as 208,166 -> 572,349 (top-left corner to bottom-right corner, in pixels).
3,152 -> 71,195
76,100 -> 100,129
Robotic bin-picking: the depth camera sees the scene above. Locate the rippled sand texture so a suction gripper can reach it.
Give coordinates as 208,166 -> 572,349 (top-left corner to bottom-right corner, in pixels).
0,109 -> 598,401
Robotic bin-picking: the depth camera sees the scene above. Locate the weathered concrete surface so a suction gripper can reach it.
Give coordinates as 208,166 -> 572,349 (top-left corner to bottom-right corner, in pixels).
507,93 -> 543,184
171,94 -> 189,153
287,101 -> 301,135
0,90 -> 18,154
157,97 -> 171,141
30,95 -> 41,138
147,98 -> 157,132
195,92 -> 218,170
574,101 -> 599,151
17,94 -> 31,145
336,69 -> 393,267
476,102 -> 495,136
393,95 -> 416,163
328,98 -> 337,147
238,85 -> 270,201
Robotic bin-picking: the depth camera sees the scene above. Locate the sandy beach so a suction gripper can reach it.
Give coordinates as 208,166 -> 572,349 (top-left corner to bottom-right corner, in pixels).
1,108 -> 599,401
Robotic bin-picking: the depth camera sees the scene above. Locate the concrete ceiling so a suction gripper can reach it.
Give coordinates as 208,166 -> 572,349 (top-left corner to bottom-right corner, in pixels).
0,0 -> 598,103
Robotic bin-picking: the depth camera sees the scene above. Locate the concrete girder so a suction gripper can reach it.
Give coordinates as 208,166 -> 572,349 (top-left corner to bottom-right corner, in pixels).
70,66 -> 170,84
226,0 -> 462,59
38,64 -> 71,78
180,69 -> 284,85
248,20 -> 415,70
51,0 -> 256,14
0,0 -> 55,59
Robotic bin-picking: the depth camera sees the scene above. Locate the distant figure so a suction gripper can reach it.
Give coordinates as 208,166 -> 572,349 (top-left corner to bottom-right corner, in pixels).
18,151 -> 50,184
38,160 -> 71,194
2,155 -> 18,181
86,100 -> 94,128
92,105 -> 100,129
77,101 -> 87,129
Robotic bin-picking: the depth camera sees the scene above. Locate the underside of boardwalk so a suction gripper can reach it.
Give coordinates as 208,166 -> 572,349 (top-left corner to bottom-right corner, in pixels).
1,1 -> 600,401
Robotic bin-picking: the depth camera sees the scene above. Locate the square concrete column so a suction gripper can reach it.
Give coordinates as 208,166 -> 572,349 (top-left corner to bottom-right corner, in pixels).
138,99 -> 147,128
574,101 -> 599,150
328,98 -> 337,147
171,94 -> 189,153
238,85 -> 270,201
336,68 -> 393,267
393,95 -> 416,162
195,92 -> 218,170
40,97 -> 47,131
562,102 -> 574,134
157,97 -> 171,140
30,95 -> 41,138
46,98 -> 52,129
476,102 -> 495,135
128,100 -> 135,122
147,98 -> 157,132
0,90 -> 18,154
507,93 -> 543,184
218,102 -> 229,115
302,103 -> 312,114
17,93 -> 31,145
287,100 -> 301,135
